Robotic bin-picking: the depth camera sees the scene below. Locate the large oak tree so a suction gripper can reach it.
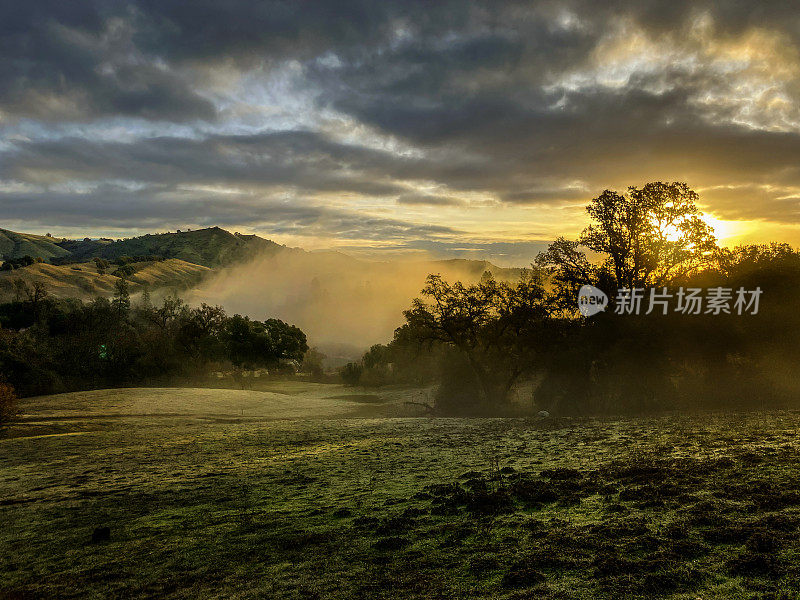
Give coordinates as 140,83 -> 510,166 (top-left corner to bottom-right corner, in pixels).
537,182 -> 718,307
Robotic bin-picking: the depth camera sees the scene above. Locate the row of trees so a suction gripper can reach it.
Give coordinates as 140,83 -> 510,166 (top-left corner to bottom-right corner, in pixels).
0,283 -> 307,398
343,182 -> 800,415
1,255 -> 43,271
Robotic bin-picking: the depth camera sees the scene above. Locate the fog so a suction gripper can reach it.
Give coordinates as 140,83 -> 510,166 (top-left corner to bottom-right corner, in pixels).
185,248 -> 524,352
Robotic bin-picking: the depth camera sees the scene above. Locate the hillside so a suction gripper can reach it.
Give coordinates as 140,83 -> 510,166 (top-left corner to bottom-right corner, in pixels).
54,226 -> 284,267
0,229 -> 71,262
0,259 -> 211,302
1,226 -> 525,280
0,226 -> 530,333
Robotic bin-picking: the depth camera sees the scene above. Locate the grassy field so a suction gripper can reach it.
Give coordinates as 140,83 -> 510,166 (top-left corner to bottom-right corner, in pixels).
3,387 -> 800,599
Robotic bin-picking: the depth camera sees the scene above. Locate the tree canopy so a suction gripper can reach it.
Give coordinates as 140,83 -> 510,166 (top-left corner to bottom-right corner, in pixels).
537,182 -> 718,309
402,272 -> 552,410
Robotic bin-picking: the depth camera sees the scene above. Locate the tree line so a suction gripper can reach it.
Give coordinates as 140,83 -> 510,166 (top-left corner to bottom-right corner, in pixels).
341,182 -> 800,415
0,280 -> 308,400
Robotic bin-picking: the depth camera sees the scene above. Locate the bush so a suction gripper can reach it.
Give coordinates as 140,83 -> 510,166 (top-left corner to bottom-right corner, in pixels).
0,297 -> 308,398
0,382 -> 18,426
1,255 -> 36,270
93,257 -> 111,274
359,364 -> 392,387
111,264 -> 136,278
339,362 -> 363,386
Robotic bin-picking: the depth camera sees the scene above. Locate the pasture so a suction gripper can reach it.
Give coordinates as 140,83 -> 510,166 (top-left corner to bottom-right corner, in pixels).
2,387 -> 800,599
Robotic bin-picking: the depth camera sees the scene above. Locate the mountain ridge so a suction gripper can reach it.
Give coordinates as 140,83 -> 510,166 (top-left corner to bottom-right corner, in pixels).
0,259 -> 211,302
5,226 -> 285,268
0,226 -> 526,276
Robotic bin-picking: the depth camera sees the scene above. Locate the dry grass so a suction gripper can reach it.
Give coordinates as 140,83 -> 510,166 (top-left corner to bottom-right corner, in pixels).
0,259 -> 211,301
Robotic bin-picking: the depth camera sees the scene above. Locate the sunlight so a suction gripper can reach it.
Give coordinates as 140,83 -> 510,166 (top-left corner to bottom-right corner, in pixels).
653,214 -> 746,244
702,214 -> 747,243
661,221 -> 683,242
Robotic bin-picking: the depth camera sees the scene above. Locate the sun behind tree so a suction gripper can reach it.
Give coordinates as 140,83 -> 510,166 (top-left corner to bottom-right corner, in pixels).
537,182 -> 719,307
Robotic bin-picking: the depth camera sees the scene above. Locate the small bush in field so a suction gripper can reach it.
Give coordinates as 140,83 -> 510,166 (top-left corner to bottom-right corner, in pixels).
0,382 -> 18,425
339,362 -> 363,386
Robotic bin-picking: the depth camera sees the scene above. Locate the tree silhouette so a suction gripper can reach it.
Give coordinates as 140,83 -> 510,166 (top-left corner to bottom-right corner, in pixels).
403,272 -> 551,409
538,182 -> 718,304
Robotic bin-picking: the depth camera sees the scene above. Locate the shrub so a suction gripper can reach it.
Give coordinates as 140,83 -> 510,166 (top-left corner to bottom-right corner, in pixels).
112,264 -> 136,278
93,257 -> 111,274
339,362 -> 363,386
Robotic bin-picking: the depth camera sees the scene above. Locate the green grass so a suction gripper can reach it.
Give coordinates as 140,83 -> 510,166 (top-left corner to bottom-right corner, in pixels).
0,228 -> 71,261
56,227 -> 282,267
326,394 -> 385,403
3,390 -> 800,599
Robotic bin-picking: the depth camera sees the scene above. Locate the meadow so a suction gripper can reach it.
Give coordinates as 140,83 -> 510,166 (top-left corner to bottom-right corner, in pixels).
2,386 -> 800,599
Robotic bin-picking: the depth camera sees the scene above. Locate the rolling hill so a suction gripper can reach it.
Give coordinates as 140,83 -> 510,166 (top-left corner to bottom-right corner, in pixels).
0,226 -> 279,300
0,259 -> 211,302
0,229 -> 71,262
0,226 -> 531,333
51,226 -> 284,267
0,226 -> 283,267
0,226 -> 525,278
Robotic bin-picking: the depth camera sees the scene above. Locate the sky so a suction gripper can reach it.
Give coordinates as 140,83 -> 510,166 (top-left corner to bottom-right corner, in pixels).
2,1 -> 800,266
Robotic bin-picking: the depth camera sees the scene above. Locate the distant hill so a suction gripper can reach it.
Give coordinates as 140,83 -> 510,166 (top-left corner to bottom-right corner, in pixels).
0,226 -> 530,330
426,258 -> 526,281
1,226 -> 528,279
0,229 -> 71,262
53,227 -> 284,267
0,259 -> 211,302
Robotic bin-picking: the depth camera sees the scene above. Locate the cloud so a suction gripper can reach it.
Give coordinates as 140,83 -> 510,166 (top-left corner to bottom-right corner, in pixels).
4,1 -> 800,249
0,183 -> 461,241
396,193 -> 465,206
1,130 -> 411,196
0,5 -> 217,121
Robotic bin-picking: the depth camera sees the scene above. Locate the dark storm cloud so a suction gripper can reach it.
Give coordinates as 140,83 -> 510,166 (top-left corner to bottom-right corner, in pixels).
0,2 -> 216,121
4,0 -> 800,236
6,91 -> 800,223
0,0 -> 469,121
0,184 -> 460,240
4,0 -> 795,122
1,130 -> 408,197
